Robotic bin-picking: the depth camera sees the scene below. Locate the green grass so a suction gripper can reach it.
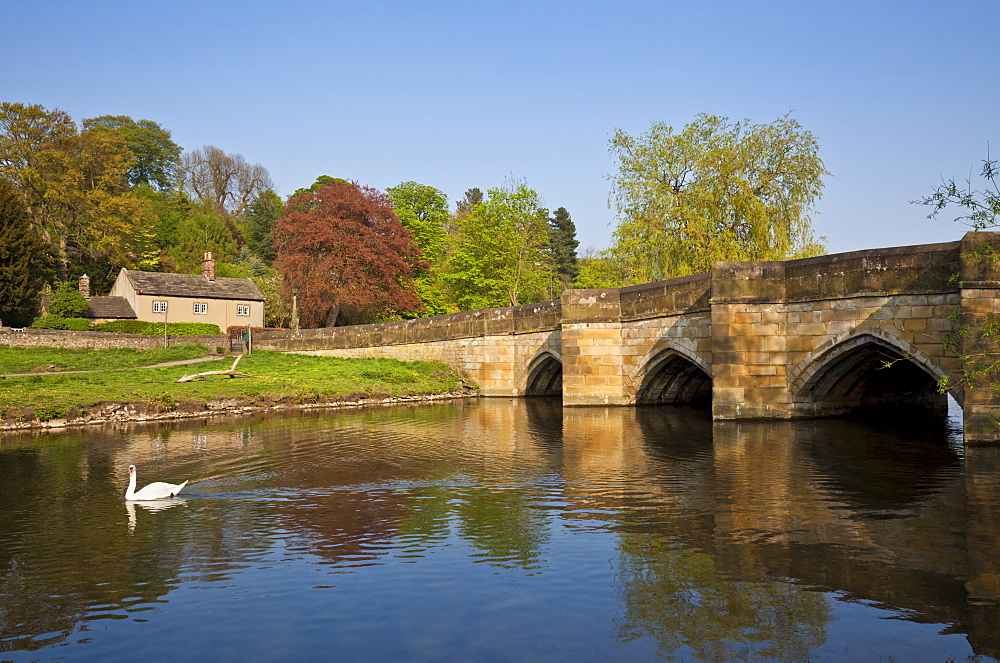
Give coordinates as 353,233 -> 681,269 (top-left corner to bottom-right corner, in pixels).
0,344 -> 212,374
0,349 -> 473,420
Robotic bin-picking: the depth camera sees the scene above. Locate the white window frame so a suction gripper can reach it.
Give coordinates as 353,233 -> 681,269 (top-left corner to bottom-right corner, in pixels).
237,305 -> 250,317
153,301 -> 168,313
193,302 -> 208,315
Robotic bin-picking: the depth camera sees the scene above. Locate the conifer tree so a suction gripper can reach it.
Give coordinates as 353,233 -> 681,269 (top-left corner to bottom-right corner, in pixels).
244,189 -> 284,263
0,178 -> 53,325
456,188 -> 484,215
548,207 -> 579,284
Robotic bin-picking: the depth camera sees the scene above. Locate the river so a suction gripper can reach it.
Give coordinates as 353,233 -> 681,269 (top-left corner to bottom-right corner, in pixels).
1,399 -> 998,661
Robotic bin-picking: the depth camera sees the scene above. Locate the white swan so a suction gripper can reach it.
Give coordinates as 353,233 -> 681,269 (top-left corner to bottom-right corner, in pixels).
125,464 -> 188,500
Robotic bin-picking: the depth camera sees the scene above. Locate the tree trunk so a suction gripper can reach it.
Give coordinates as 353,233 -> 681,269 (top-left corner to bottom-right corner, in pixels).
325,303 -> 341,328
58,236 -> 70,281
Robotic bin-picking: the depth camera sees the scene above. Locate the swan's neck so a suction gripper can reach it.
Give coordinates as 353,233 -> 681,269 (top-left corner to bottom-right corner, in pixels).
126,471 -> 137,500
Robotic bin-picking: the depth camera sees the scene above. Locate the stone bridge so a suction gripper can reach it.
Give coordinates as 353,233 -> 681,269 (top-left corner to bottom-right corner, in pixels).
255,232 -> 1000,443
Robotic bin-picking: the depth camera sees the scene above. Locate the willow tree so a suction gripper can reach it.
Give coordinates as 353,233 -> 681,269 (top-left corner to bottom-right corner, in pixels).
606,113 -> 828,284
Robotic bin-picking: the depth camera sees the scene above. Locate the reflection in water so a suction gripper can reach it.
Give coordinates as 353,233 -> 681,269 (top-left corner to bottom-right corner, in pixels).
125,498 -> 186,533
1,400 -> 998,660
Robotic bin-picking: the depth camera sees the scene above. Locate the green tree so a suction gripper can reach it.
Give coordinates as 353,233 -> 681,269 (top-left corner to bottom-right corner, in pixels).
292,175 -> 343,199
48,281 -> 89,317
0,103 -> 156,279
444,182 -> 551,309
914,148 -> 1000,229
386,182 -> 449,260
243,189 -> 284,263
456,187 -> 484,215
386,181 -> 453,315
0,178 -> 53,325
130,184 -> 194,271
168,203 -> 238,273
548,206 -> 579,286
574,248 -> 627,288
82,115 -> 182,189
607,113 -> 828,284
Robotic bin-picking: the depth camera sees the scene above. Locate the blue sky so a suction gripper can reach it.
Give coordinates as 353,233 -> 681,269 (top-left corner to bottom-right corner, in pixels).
4,0 -> 998,255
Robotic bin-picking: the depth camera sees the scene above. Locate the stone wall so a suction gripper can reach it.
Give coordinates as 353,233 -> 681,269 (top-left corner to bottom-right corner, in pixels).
294,330 -> 561,397
0,329 -> 227,352
255,300 -> 560,351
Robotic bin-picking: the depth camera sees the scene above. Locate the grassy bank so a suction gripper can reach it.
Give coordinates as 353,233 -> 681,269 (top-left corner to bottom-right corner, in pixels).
0,344 -> 211,373
0,345 -> 475,425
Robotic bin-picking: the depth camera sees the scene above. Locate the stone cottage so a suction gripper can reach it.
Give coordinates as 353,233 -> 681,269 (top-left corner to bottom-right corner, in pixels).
81,253 -> 265,328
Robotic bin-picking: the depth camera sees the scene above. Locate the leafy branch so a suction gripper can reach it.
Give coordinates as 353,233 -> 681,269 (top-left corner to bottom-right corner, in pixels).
913,148 -> 1000,230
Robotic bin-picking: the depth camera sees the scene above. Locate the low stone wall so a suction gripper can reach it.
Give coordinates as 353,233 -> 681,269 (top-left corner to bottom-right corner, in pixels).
295,329 -> 561,397
0,329 -> 227,352
254,300 -> 561,351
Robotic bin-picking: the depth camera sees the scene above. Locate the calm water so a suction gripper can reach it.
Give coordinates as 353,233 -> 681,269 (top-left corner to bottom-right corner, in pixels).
1,399 -> 999,661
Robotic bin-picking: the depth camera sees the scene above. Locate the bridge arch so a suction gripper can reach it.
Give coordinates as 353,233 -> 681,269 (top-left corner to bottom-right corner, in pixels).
523,349 -> 562,397
630,341 -> 713,406
790,330 -> 958,417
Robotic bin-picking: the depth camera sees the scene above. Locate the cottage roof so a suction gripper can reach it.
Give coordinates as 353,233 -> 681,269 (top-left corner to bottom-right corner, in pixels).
86,296 -> 137,319
123,269 -> 265,301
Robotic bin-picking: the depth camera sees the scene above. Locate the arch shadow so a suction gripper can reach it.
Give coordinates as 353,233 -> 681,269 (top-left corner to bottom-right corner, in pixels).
635,347 -> 712,407
791,332 -> 954,419
524,351 -> 562,397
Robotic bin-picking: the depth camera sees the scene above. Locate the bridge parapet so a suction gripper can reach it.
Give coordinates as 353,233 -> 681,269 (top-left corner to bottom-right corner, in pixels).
783,240 -> 961,299
253,232 -> 1000,442
256,299 -> 561,351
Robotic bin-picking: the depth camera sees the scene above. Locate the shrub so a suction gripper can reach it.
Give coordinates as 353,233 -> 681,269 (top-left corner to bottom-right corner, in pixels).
90,320 -> 150,334
63,318 -> 91,331
31,314 -> 67,329
144,322 -> 221,336
49,282 -> 89,317
88,321 -> 222,336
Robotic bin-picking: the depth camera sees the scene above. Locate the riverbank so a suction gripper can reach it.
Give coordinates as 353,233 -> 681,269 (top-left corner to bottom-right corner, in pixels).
0,345 -> 478,431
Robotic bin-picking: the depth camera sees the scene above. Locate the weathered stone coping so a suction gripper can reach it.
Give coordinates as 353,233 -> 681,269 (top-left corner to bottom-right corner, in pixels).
254,300 -> 562,351
250,238 -> 972,351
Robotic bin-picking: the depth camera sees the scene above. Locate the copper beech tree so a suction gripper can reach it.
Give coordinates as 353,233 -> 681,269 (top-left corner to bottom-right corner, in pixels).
273,179 -> 426,327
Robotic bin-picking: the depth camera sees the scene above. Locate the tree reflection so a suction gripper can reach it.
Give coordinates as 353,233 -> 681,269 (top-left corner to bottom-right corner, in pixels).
453,486 -> 549,569
615,533 -> 831,660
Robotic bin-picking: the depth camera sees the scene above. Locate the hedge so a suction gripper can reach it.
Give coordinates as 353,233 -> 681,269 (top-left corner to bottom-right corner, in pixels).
30,317 -> 222,336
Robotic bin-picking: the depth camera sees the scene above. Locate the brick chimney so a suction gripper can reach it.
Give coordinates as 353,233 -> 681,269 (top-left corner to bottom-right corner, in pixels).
201,252 -> 216,281
78,274 -> 91,299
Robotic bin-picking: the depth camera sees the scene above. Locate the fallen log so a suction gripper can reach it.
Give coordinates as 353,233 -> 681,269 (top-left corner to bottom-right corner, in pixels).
177,355 -> 252,383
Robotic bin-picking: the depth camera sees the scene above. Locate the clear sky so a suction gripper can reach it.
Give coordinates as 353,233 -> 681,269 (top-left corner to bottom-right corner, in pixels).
4,0 -> 998,255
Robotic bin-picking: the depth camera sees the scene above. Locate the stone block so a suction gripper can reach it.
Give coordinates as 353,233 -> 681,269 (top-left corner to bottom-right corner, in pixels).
926,317 -> 956,332
786,336 -> 817,354
750,323 -> 780,336
732,310 -> 762,324
934,304 -> 960,318
747,364 -> 779,376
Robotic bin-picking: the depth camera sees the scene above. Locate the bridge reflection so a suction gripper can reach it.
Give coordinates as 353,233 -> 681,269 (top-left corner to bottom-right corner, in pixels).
552,403 -> 1000,658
